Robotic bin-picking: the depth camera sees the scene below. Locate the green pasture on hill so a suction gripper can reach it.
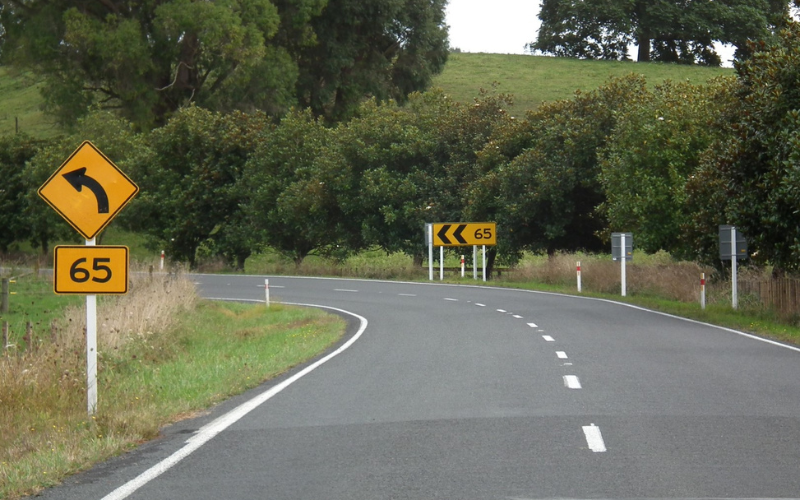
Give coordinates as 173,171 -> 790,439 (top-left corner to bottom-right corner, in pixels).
432,53 -> 734,118
1,54 -> 735,139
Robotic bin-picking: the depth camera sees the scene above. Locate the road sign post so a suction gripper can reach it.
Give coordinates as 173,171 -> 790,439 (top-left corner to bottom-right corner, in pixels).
612,233 -> 633,297
39,141 -> 138,416
719,225 -> 747,310
428,223 -> 496,282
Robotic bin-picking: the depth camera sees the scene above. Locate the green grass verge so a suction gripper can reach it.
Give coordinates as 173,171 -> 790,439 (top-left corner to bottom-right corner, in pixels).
1,298 -> 345,499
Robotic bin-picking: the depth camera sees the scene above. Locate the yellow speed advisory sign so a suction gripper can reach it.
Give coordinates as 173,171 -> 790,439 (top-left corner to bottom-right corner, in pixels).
432,222 -> 496,247
54,246 -> 129,295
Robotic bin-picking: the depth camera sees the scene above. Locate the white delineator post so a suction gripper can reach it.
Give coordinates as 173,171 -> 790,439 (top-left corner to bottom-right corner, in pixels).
577,261 -> 582,292
160,250 -> 165,270
731,227 -> 738,309
265,279 -> 270,308
620,233 -> 627,297
461,255 -> 465,277
700,273 -> 706,310
86,237 -> 98,416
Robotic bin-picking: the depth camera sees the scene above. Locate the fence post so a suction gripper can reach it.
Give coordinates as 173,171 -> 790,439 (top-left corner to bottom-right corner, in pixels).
2,321 -> 8,354
577,261 -> 582,293
1,278 -> 8,313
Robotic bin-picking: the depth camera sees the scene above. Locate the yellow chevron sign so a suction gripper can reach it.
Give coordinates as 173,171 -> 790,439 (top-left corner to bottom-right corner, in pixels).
432,222 -> 496,247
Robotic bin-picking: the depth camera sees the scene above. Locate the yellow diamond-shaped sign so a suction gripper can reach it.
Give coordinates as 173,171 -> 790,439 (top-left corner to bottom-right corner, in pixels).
38,141 -> 139,240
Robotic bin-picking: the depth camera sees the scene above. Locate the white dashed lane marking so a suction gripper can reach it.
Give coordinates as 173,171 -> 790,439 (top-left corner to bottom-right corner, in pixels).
564,375 -> 582,389
583,424 -> 607,452
398,293 -> 416,297
497,309 -> 507,313
556,351 -> 568,359
444,298 -> 458,301
542,335 -> 555,342
475,303 -> 486,307
334,289 -> 359,293
512,315 -> 523,319
527,323 -> 538,328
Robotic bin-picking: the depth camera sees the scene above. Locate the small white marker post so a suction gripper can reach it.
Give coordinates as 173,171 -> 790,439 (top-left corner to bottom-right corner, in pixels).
461,255 -> 465,278
577,261 -> 582,293
482,245 -> 487,282
86,237 -> 97,416
160,250 -> 165,270
731,226 -> 738,309
700,273 -> 706,310
620,233 -> 627,297
265,279 -> 270,308
473,245 -> 477,280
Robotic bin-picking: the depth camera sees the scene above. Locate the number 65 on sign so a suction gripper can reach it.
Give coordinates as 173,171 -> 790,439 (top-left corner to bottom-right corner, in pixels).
54,246 -> 129,294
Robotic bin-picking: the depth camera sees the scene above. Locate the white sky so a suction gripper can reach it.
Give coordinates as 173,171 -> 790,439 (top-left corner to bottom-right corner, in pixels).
445,0 -> 541,55
444,0 -> 737,66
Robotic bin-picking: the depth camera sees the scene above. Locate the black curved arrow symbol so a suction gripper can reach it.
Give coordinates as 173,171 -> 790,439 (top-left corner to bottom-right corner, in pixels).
63,168 -> 109,213
453,224 -> 468,244
437,224 -> 452,245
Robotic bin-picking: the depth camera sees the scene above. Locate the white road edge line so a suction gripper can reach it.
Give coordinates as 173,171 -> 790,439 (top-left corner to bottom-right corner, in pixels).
100,300 -> 368,500
542,335 -> 555,342
564,375 -> 582,389
556,351 -> 568,359
582,424 -> 607,452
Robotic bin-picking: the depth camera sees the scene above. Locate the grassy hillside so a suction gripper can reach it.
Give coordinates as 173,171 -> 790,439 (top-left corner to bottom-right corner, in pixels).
0,54 -> 735,138
0,66 -> 60,138
433,52 -> 735,118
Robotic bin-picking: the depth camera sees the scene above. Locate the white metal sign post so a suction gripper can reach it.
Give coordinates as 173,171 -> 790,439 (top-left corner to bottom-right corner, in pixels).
86,238 -> 97,415
731,227 -> 738,309
427,224 -> 434,281
473,246 -> 478,280
719,225 -> 747,310
611,232 -> 633,297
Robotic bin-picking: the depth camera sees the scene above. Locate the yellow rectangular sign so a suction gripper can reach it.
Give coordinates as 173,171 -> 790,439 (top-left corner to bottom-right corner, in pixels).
54,246 -> 129,294
432,222 -> 497,247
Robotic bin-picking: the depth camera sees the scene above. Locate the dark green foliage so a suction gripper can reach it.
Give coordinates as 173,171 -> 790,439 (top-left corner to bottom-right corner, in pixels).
126,107 -> 271,268
533,0 -> 796,64
0,134 -> 44,253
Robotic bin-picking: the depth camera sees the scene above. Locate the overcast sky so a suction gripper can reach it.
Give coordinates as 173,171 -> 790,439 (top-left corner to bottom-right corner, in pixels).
444,0 -> 737,66
445,0 -> 541,55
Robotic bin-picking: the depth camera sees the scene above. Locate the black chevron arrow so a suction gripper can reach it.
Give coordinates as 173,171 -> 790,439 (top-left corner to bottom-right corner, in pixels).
63,168 -> 109,213
437,224 -> 452,245
452,224 -> 468,244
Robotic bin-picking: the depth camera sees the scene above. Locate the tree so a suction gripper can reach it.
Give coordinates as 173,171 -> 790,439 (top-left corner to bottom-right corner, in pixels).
126,107 -> 270,268
0,134 -> 44,253
598,78 -> 732,257
290,0 -> 450,122
532,0 -> 797,64
244,109 -> 336,266
692,23 -> 800,271
0,0 -> 320,129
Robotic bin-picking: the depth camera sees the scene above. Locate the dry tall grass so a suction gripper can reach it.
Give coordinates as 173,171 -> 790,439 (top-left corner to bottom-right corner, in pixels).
0,270 -> 196,497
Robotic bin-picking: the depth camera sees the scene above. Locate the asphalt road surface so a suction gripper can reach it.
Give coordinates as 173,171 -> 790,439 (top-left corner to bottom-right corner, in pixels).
39,275 -> 800,500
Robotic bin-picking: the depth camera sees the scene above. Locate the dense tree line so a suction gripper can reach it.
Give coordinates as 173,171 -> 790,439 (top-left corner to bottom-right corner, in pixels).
5,25 -> 800,274
0,0 -> 448,128
532,0 -> 799,64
